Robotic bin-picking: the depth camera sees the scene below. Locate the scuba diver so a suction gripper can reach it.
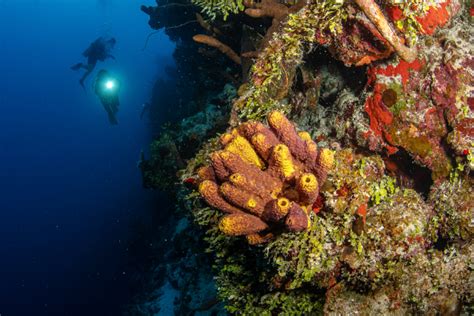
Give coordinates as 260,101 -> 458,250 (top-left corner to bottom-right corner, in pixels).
94,69 -> 120,125
71,36 -> 116,88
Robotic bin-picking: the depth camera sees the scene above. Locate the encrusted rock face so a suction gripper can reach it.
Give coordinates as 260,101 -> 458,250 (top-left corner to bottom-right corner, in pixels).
324,243 -> 474,315
312,7 -> 473,181
356,10 -> 473,179
262,149 -> 472,314
429,176 -> 474,241
198,111 -> 335,243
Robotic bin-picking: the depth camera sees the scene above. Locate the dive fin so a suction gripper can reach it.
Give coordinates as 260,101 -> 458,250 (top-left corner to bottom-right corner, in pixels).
107,112 -> 118,125
70,63 -> 83,71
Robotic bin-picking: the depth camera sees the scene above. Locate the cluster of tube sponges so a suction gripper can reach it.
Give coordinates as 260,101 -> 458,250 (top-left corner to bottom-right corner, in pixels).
198,111 -> 334,244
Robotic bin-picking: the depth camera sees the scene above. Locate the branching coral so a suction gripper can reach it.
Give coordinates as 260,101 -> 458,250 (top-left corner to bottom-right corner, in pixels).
197,111 -> 335,243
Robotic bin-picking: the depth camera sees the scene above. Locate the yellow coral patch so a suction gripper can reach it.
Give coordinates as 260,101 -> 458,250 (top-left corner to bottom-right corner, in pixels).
247,198 -> 257,208
320,148 -> 335,170
268,111 -> 285,129
246,232 -> 274,245
270,189 -> 280,199
273,144 -> 295,178
219,150 -> 231,160
252,133 -> 267,149
225,135 -> 265,169
299,173 -> 318,194
229,173 -> 245,186
220,182 -> 232,195
218,216 -> 236,235
219,133 -> 234,146
298,131 -> 312,141
306,140 -> 317,154
198,180 -> 213,194
276,197 -> 291,215
197,166 -> 208,179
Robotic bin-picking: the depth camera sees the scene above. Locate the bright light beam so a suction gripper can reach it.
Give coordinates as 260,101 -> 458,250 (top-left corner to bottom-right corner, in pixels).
105,80 -> 115,89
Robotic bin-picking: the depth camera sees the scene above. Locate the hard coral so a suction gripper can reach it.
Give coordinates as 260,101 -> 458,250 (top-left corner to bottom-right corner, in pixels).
198,111 -> 334,243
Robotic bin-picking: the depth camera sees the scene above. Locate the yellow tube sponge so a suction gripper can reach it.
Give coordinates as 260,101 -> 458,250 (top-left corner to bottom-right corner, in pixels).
270,144 -> 296,180
199,180 -> 243,214
197,111 -> 337,243
220,182 -> 266,216
285,204 -> 309,232
251,132 -> 277,161
246,232 -> 274,245
320,148 -> 335,171
297,173 -> 319,205
298,131 -> 312,141
267,110 -> 286,130
224,135 -> 265,169
262,197 -> 291,222
219,132 -> 235,146
315,148 -> 335,184
229,173 -> 272,202
219,213 -> 269,236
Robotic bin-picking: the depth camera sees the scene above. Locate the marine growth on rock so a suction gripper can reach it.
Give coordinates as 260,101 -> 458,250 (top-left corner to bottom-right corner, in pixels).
139,0 -> 473,314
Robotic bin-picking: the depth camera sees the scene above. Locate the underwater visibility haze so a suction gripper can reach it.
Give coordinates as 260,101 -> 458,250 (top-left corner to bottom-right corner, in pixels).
1,0 -> 473,315
0,0 -> 174,314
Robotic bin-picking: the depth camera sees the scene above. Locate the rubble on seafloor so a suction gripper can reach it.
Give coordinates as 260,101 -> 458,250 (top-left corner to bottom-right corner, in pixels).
134,0 -> 473,314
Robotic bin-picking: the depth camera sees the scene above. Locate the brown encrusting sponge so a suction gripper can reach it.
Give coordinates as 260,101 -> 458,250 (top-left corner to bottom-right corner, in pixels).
198,111 -> 334,243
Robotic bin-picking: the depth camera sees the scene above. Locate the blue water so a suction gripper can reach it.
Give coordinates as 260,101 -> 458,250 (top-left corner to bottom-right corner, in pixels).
0,1 -> 174,314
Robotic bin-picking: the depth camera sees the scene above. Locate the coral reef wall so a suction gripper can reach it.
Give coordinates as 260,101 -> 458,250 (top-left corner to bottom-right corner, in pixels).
137,0 -> 473,314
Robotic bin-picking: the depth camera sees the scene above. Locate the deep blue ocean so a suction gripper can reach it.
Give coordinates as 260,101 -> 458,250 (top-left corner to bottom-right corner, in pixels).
0,1 -> 174,314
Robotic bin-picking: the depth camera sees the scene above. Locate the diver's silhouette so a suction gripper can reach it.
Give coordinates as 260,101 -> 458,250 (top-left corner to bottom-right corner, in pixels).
71,37 -> 116,88
94,69 -> 120,125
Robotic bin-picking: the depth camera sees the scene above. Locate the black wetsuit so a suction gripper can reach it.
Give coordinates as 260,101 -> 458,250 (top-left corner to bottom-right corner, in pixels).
71,37 -> 116,88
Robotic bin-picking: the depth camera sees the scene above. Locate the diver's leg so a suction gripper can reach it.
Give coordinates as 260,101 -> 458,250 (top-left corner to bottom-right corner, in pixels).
107,112 -> 118,125
111,98 -> 119,114
103,103 -> 118,125
70,62 -> 84,71
79,65 -> 93,88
